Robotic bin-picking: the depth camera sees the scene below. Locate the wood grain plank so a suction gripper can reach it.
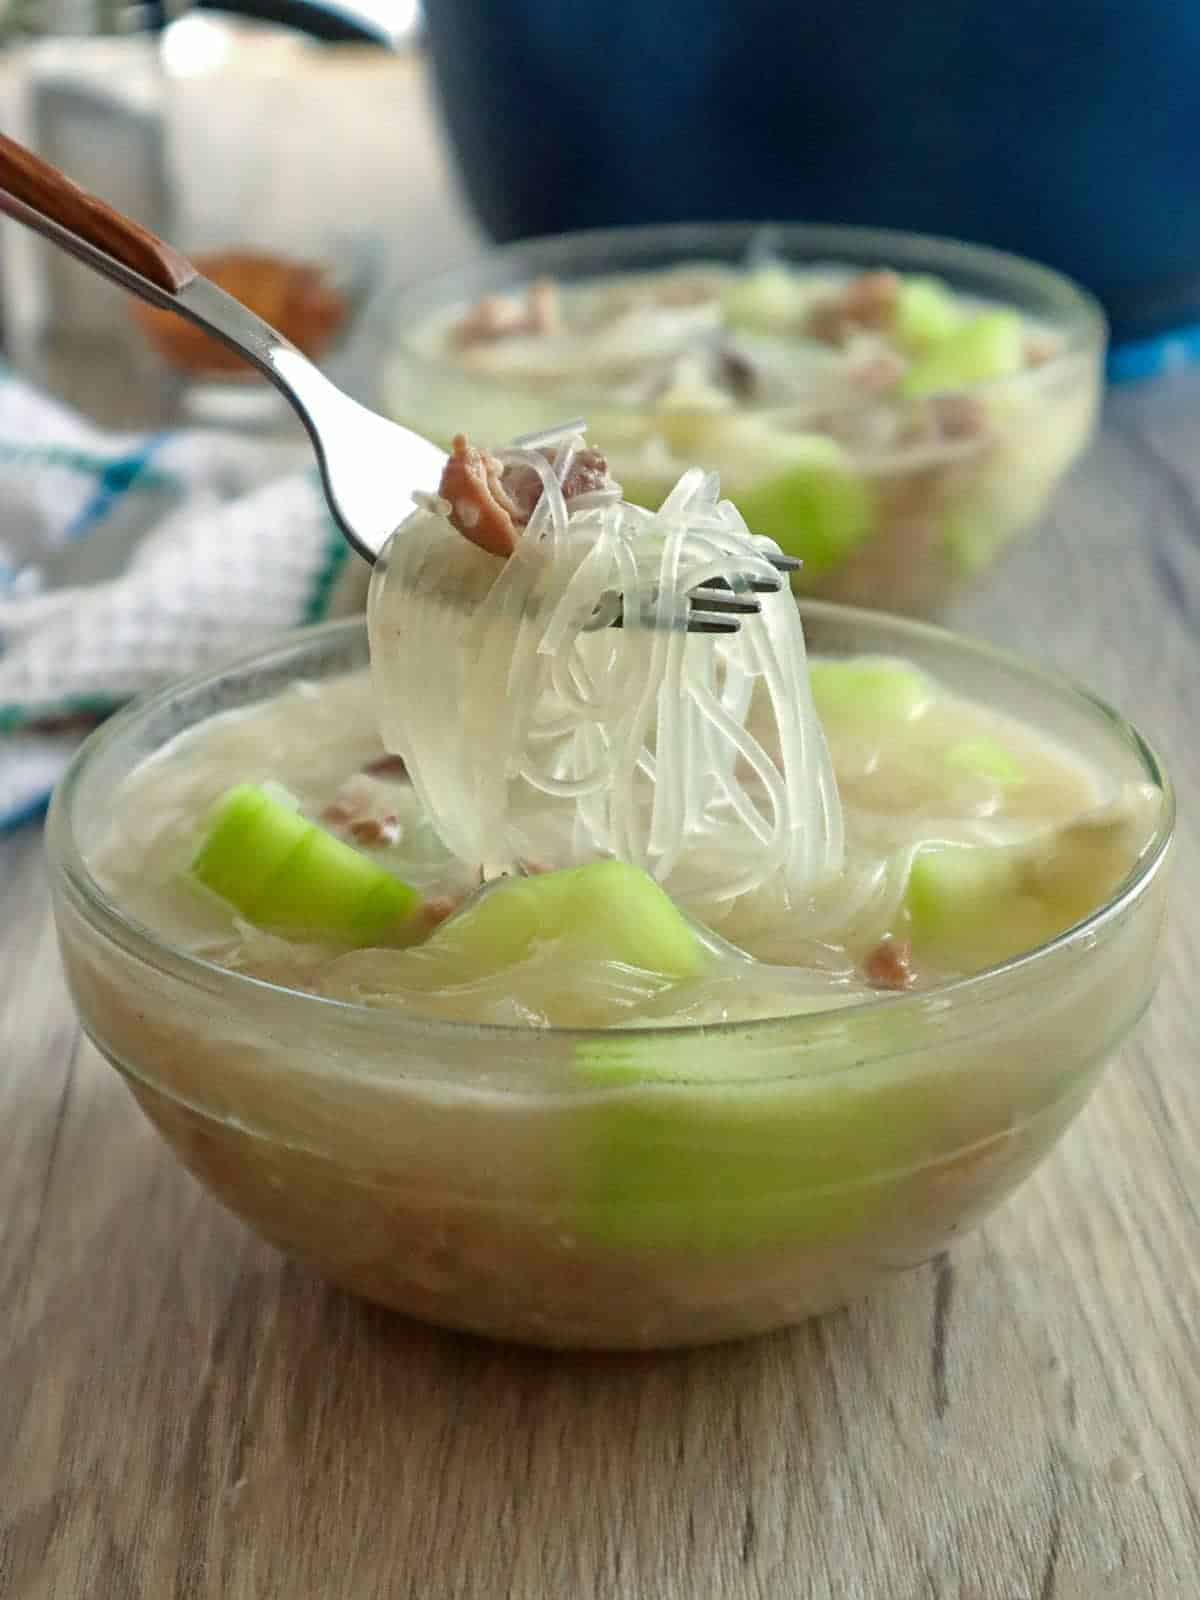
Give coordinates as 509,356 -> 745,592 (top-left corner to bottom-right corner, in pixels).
0,834 -> 81,1323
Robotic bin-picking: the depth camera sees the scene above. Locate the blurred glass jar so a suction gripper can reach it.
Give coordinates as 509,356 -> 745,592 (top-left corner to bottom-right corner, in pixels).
0,3 -> 172,419
0,3 -> 395,427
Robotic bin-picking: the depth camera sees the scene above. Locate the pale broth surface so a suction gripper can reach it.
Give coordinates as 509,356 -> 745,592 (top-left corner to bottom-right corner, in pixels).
89,660 -> 1153,1029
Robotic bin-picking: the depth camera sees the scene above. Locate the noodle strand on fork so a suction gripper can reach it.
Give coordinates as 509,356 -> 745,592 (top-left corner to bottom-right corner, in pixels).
368,425 -> 844,922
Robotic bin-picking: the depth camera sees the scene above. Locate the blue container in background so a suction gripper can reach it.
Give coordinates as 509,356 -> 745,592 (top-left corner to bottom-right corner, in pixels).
422,0 -> 1200,345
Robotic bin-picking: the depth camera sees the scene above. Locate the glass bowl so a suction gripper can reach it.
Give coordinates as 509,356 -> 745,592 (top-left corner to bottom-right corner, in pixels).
46,607 -> 1170,1350
378,222 -> 1106,617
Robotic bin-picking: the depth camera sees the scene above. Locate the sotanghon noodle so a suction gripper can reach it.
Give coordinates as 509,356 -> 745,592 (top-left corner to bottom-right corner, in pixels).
368,424 -> 842,925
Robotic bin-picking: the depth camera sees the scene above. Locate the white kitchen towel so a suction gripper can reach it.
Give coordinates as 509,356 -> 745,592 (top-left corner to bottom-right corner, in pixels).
0,371 -> 356,830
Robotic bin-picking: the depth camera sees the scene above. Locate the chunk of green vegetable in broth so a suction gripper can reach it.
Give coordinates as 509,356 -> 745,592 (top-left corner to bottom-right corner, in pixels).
572,1010 -> 1011,1252
895,276 -> 967,353
808,657 -> 933,724
634,415 -> 875,579
945,737 -> 1025,785
901,311 -> 1025,398
191,783 -> 419,942
721,265 -> 808,333
732,455 -> 875,578
426,860 -> 706,980
905,842 -> 1061,968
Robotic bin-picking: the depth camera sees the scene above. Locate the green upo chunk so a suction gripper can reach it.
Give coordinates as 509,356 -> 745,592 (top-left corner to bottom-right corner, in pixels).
427,860 -> 706,980
808,657 -> 933,725
190,784 -> 304,914
572,1011 -> 986,1253
907,844 -> 1021,943
722,265 -> 807,333
945,737 -> 1025,785
733,450 -> 875,578
905,842 -> 1060,969
575,1082 -> 888,1252
901,310 -> 1025,397
191,783 -> 419,942
895,275 -> 967,353
940,503 -> 1006,577
637,415 -> 875,578
424,877 -> 546,971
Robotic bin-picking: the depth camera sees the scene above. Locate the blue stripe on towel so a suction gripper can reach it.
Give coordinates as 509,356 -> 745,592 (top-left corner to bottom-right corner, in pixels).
0,791 -> 50,834
62,430 -> 175,542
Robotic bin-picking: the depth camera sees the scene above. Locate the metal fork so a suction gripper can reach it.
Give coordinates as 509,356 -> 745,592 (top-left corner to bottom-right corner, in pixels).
0,132 -> 797,634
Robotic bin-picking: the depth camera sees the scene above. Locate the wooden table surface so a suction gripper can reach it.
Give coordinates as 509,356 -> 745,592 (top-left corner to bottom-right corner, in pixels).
2,58 -> 1199,1600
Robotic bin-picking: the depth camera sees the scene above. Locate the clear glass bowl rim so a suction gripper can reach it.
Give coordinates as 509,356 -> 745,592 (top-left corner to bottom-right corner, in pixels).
45,601 -> 1173,1076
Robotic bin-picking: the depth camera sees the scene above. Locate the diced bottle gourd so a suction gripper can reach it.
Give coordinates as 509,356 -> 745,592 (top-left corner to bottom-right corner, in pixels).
426,859 -> 706,981
721,265 -> 809,333
894,275 -> 967,353
902,311 -> 1025,398
945,737 -> 1025,785
191,783 -> 420,942
809,657 -> 934,725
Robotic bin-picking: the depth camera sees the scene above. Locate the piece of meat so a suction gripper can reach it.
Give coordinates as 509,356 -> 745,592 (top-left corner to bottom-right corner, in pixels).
1023,329 -> 1062,368
439,435 -> 616,557
348,816 -> 402,847
653,271 -> 724,308
864,937 -> 917,991
438,434 -> 523,557
321,775 -> 404,849
851,349 -> 907,394
418,895 -> 460,932
453,294 -> 524,344
453,276 -> 561,346
807,270 -> 902,346
362,754 -> 409,780
527,276 -> 561,334
930,392 -> 989,442
498,446 -> 613,525
840,270 -> 901,331
719,344 -> 759,400
556,446 -> 614,501
806,300 -> 849,346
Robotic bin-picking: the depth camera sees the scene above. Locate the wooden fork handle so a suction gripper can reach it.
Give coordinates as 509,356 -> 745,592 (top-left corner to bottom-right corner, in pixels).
0,130 -> 196,295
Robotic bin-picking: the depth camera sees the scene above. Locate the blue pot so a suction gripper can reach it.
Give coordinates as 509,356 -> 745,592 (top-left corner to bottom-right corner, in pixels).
423,0 -> 1200,343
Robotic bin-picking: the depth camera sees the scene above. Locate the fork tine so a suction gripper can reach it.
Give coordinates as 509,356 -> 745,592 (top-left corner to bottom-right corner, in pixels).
688,587 -> 762,616
608,611 -> 742,634
686,615 -> 743,635
598,551 -> 798,634
704,574 -> 783,595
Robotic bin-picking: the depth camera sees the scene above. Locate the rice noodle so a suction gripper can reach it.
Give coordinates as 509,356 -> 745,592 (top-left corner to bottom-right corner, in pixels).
510,418 -> 588,451
368,426 -> 844,922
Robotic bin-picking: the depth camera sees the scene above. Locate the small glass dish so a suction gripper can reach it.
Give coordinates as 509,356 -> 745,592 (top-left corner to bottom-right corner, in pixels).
46,605 -> 1171,1350
378,222 -> 1106,616
128,230 -> 383,429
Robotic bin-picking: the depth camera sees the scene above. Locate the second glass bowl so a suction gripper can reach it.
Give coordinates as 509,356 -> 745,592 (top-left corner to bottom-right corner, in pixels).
378,222 -> 1105,617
